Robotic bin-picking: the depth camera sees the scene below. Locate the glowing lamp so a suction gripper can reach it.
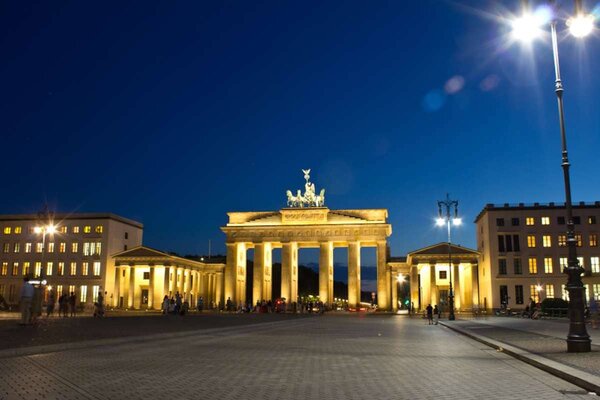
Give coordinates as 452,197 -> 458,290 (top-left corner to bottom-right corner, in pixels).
47,225 -> 57,234
536,284 -> 543,292
436,218 -> 446,227
567,14 -> 594,38
452,218 -> 462,226
33,226 -> 42,234
511,13 -> 544,42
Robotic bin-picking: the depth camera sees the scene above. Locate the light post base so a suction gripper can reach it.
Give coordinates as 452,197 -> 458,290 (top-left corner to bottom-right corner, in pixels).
567,337 -> 591,353
448,294 -> 455,321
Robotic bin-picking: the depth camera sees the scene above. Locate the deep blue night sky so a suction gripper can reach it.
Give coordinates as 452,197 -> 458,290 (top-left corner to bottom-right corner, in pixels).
2,0 -> 600,262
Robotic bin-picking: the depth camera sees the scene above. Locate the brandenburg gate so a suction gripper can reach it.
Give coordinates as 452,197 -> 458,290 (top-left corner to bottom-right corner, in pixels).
221,170 -> 392,310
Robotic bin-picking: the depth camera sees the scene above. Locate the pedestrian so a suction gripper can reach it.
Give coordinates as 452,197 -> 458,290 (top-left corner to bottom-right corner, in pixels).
433,305 -> 440,325
174,292 -> 182,314
528,298 -> 536,319
46,290 -> 56,317
226,297 -> 233,312
590,296 -> 599,329
426,304 -> 433,325
19,277 -> 34,325
69,291 -> 76,317
162,295 -> 169,315
411,302 -> 415,317
197,296 -> 204,312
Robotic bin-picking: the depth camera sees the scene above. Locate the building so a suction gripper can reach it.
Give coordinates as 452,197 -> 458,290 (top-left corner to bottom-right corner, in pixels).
0,213 -> 143,308
475,202 -> 600,310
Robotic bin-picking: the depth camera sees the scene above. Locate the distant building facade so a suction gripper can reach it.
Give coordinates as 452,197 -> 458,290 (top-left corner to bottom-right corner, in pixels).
0,213 -> 143,307
476,202 -> 600,310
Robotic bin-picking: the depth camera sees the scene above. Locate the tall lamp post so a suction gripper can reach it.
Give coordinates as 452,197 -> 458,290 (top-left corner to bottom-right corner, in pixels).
436,194 -> 462,321
509,0 -> 594,353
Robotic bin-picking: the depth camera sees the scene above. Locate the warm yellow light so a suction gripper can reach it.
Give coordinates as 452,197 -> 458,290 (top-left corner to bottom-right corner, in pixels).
567,14 -> 595,38
397,274 -> 406,282
436,218 -> 446,227
536,284 -> 543,292
33,226 -> 42,234
47,225 -> 57,234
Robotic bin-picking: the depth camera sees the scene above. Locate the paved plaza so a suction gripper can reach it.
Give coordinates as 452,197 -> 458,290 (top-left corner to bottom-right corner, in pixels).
0,314 -> 597,400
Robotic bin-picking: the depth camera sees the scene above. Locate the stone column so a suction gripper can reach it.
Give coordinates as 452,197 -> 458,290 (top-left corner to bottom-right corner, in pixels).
178,267 -> 185,297
263,244 -> 272,301
215,272 -> 223,309
114,266 -> 121,308
410,265 -> 419,311
225,244 -> 236,305
163,266 -> 170,299
391,272 -> 398,312
453,262 -> 460,311
225,243 -> 246,305
168,266 -> 175,296
193,271 -> 200,303
348,241 -> 361,308
128,266 -> 135,309
253,244 -> 265,305
429,262 -> 437,307
376,241 -> 389,310
148,266 -> 155,309
471,264 -> 479,309
201,272 -> 208,301
281,242 -> 298,302
187,269 -> 193,301
319,242 -> 334,305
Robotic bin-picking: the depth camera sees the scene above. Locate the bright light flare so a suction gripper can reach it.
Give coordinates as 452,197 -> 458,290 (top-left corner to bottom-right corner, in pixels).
436,218 -> 446,227
535,284 -> 543,292
511,7 -> 552,43
567,14 -> 595,38
33,226 -> 42,234
397,274 -> 406,282
47,225 -> 57,234
452,218 -> 462,226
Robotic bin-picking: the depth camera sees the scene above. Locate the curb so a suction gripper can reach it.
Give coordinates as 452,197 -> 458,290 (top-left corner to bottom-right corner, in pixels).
440,321 -> 600,395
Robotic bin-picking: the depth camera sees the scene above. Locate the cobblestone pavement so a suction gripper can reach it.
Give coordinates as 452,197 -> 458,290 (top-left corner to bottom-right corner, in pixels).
449,317 -> 600,377
0,315 -> 596,400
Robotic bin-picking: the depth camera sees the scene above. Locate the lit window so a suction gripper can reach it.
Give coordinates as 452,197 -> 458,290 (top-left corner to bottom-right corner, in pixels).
25,243 -> 31,253
23,262 -> 30,276
591,257 -> 599,274
559,257 -> 568,271
589,216 -> 597,225
73,226 -> 80,234
12,262 -> 18,276
14,227 -> 21,234
1,262 -> 7,276
83,242 -> 90,256
527,235 -> 536,248
546,285 -> 554,298
72,242 -> 78,253
59,226 -> 67,234
68,285 -> 75,296
58,262 -> 65,276
84,226 -> 91,233
593,284 -> 600,300
34,262 -> 42,277
13,243 -> 20,253
3,243 -> 9,253
3,227 -> 11,234
46,262 -> 53,276
575,234 -> 582,247
57,285 -> 63,296
578,257 -> 585,269
93,261 -> 101,276
528,258 -> 537,274
35,243 -> 43,253
70,262 -> 77,276
590,234 -> 598,247
558,235 -> 567,247
95,225 -> 103,234
96,242 -> 102,255
82,262 -> 89,275
526,217 -> 534,226
541,217 -> 550,225
59,242 -> 66,253
544,258 -> 553,274
92,285 -> 100,303
80,285 -> 87,303
530,285 -> 540,302
47,242 -> 55,253
542,235 -> 551,247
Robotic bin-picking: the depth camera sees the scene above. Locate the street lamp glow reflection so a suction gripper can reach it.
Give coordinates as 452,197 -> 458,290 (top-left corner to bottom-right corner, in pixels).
567,14 -> 595,38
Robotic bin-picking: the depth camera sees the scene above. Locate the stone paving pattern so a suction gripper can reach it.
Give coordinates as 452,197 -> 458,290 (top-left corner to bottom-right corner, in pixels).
0,315 -> 595,399
450,317 -> 600,377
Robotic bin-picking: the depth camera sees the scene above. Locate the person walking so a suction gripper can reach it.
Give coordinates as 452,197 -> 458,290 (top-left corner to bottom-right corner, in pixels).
19,277 -> 34,325
433,305 -> 440,325
69,292 -> 76,317
197,296 -> 204,312
161,295 -> 169,315
46,290 -> 56,318
426,304 -> 433,325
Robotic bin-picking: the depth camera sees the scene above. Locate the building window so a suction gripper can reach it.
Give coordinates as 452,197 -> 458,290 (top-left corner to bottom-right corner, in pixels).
72,242 -> 78,253
573,216 -> 581,225
439,270 -> 447,280
588,257 -> 599,274
558,235 -> 567,247
47,242 -> 55,253
557,216 -> 566,225
500,285 -> 508,305
546,285 -> 555,298
80,285 -> 88,303
56,285 -> 63,297
589,216 -> 597,225
59,242 -> 66,253
13,243 -> 20,253
592,284 -> 600,300
124,232 -> 129,240
3,227 -> 11,234
22,262 -> 30,276
559,257 -> 568,272
73,226 -> 80,233
515,285 -> 524,304
46,262 -> 53,276
562,285 -> 570,301
528,258 -> 537,274
514,258 -> 522,274
68,285 -> 76,296
499,259 -> 507,275
541,217 -> 550,225
93,286 -> 100,303
542,235 -> 552,247
143,272 -> 150,280
578,257 -> 584,269
590,234 -> 598,247
530,285 -> 541,303
526,217 -> 534,226
544,257 -> 553,274
70,262 -> 77,276
12,262 -> 19,276
25,243 -> 31,253
59,226 -> 67,234
14,227 -> 21,234
82,262 -> 89,275
84,226 -> 91,233
498,235 -> 505,252
58,262 -> 64,276
511,218 -> 520,226
496,218 -> 505,227
1,262 -> 7,276
3,243 -> 9,253
93,262 -> 101,276
124,245 -> 128,251
95,225 -> 103,234
34,262 -> 42,277
513,235 -> 520,252
35,243 -> 43,253
575,234 -> 582,247
527,235 -> 536,248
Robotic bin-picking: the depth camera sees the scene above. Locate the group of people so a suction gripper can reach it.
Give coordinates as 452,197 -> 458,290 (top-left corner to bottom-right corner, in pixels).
425,304 -> 440,325
19,277 -> 79,325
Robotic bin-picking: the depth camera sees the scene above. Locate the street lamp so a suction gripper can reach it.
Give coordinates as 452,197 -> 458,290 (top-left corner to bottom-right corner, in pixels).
437,194 -> 461,321
508,0 -> 594,353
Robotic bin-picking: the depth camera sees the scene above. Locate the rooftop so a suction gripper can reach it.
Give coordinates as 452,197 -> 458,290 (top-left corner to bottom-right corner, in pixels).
0,212 -> 143,229
474,201 -> 600,223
